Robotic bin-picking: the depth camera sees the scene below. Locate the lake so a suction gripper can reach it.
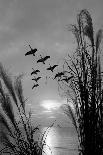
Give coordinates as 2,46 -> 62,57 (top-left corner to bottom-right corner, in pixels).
41,127 -> 79,155
0,126 -> 79,155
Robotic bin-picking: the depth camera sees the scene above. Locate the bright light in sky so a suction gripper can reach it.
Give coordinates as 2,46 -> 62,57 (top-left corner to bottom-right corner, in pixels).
40,100 -> 62,111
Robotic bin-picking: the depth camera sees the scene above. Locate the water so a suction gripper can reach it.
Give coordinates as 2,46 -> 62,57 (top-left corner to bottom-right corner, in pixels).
0,126 -> 79,155
41,127 -> 79,155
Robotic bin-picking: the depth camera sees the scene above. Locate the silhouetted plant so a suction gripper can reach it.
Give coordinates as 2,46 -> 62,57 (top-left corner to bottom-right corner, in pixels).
0,63 -> 47,155
60,9 -> 103,155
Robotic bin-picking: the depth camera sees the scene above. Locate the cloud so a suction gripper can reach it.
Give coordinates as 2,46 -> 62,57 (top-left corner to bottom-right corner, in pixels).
48,116 -> 56,119
40,99 -> 62,111
0,0 -> 103,127
42,110 -> 52,113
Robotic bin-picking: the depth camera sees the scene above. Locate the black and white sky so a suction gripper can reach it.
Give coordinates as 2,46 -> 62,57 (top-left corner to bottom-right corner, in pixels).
0,0 -> 103,126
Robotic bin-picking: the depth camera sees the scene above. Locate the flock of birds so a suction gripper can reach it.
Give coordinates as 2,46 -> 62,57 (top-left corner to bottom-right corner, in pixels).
25,45 -> 73,89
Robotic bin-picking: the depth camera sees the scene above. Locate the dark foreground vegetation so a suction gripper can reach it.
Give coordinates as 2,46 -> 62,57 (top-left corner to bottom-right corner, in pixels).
0,9 -> 103,155
0,63 -> 49,155
60,9 -> 103,155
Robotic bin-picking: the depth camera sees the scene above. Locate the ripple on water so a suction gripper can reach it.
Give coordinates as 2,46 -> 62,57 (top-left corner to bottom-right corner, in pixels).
42,127 -> 78,155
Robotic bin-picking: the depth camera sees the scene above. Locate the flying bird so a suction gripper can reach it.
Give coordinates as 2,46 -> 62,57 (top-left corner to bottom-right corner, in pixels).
25,45 -> 37,56
32,83 -> 39,89
61,76 -> 73,83
37,55 -> 50,64
46,64 -> 58,72
54,72 -> 65,79
31,68 -> 40,75
32,77 -> 41,82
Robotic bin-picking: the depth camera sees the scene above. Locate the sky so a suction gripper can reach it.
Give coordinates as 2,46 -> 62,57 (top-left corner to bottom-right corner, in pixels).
0,0 -> 103,127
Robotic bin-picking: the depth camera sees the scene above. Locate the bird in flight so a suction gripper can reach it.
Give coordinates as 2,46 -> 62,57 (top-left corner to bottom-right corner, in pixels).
37,55 -> 50,64
32,77 -> 41,82
46,64 -> 58,72
32,83 -> 39,89
31,68 -> 40,75
25,45 -> 37,56
61,76 -> 73,83
54,72 -> 65,79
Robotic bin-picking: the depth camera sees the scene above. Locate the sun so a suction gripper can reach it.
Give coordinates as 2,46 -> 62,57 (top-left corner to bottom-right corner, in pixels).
40,100 -> 62,111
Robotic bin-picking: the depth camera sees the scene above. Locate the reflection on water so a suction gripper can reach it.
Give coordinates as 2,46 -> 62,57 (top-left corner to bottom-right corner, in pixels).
42,127 -> 78,155
0,126 -> 78,155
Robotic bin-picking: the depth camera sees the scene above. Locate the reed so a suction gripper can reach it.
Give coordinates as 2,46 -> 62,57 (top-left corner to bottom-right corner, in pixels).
61,9 -> 103,155
0,63 -> 44,155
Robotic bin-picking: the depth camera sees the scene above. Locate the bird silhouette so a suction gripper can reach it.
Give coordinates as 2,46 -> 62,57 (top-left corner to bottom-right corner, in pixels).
32,83 -> 39,89
32,77 -> 41,82
61,76 -> 73,83
37,55 -> 50,64
46,64 -> 58,72
31,68 -> 40,75
54,72 -> 65,79
25,45 -> 37,56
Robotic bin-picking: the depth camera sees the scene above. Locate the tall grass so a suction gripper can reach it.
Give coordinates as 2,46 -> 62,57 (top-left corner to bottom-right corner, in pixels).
0,63 -> 45,155
60,9 -> 103,155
